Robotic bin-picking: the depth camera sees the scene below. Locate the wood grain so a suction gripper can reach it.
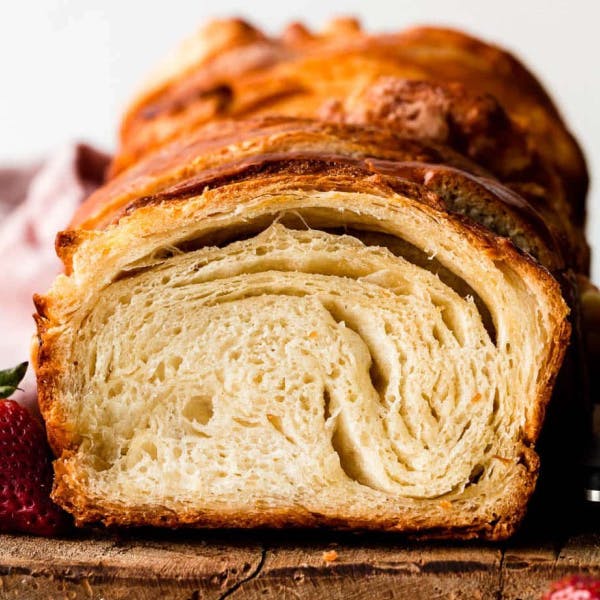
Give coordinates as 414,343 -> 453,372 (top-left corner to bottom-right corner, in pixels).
1,530 -> 600,599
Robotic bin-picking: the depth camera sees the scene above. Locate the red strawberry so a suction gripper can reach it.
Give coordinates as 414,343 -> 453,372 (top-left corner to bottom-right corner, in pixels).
543,575 -> 600,599
0,362 -> 69,536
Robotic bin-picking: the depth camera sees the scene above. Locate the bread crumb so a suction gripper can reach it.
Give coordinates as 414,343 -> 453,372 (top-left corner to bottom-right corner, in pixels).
308,331 -> 319,339
322,550 -> 338,563
471,393 -> 482,403
439,500 -> 452,510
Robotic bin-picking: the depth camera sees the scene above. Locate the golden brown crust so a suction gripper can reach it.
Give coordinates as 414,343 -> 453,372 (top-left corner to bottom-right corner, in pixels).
75,117 -> 485,228
71,117 -> 564,271
319,77 -> 588,270
111,20 -> 588,240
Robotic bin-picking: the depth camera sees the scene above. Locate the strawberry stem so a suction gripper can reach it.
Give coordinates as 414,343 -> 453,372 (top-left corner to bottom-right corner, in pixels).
0,362 -> 28,397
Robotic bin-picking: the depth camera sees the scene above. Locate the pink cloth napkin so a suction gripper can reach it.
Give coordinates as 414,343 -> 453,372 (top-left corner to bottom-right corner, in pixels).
0,145 -> 110,410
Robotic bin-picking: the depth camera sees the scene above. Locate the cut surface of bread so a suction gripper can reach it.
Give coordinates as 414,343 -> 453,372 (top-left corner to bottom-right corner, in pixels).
35,168 -> 569,538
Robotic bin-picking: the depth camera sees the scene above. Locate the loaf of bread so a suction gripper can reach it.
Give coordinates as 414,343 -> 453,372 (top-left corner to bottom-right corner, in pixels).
33,20 -> 588,540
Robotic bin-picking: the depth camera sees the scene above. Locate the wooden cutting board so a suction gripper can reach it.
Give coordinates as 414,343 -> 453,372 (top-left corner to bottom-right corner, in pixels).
1,529 -> 600,599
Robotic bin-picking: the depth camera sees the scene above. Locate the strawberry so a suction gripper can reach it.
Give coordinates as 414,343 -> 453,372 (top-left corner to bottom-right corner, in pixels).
543,575 -> 600,599
0,362 -> 68,536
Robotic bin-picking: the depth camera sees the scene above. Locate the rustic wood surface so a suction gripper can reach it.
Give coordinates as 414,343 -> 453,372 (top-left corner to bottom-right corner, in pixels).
1,528 -> 599,599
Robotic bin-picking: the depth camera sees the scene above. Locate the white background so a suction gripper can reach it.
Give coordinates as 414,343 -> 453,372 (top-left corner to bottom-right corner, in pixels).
1,0 -> 598,281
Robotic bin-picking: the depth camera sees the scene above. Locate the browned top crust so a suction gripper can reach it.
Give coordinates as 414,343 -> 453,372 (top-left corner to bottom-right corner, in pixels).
73,117 -> 485,228
111,19 -> 588,235
70,117 -> 565,273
